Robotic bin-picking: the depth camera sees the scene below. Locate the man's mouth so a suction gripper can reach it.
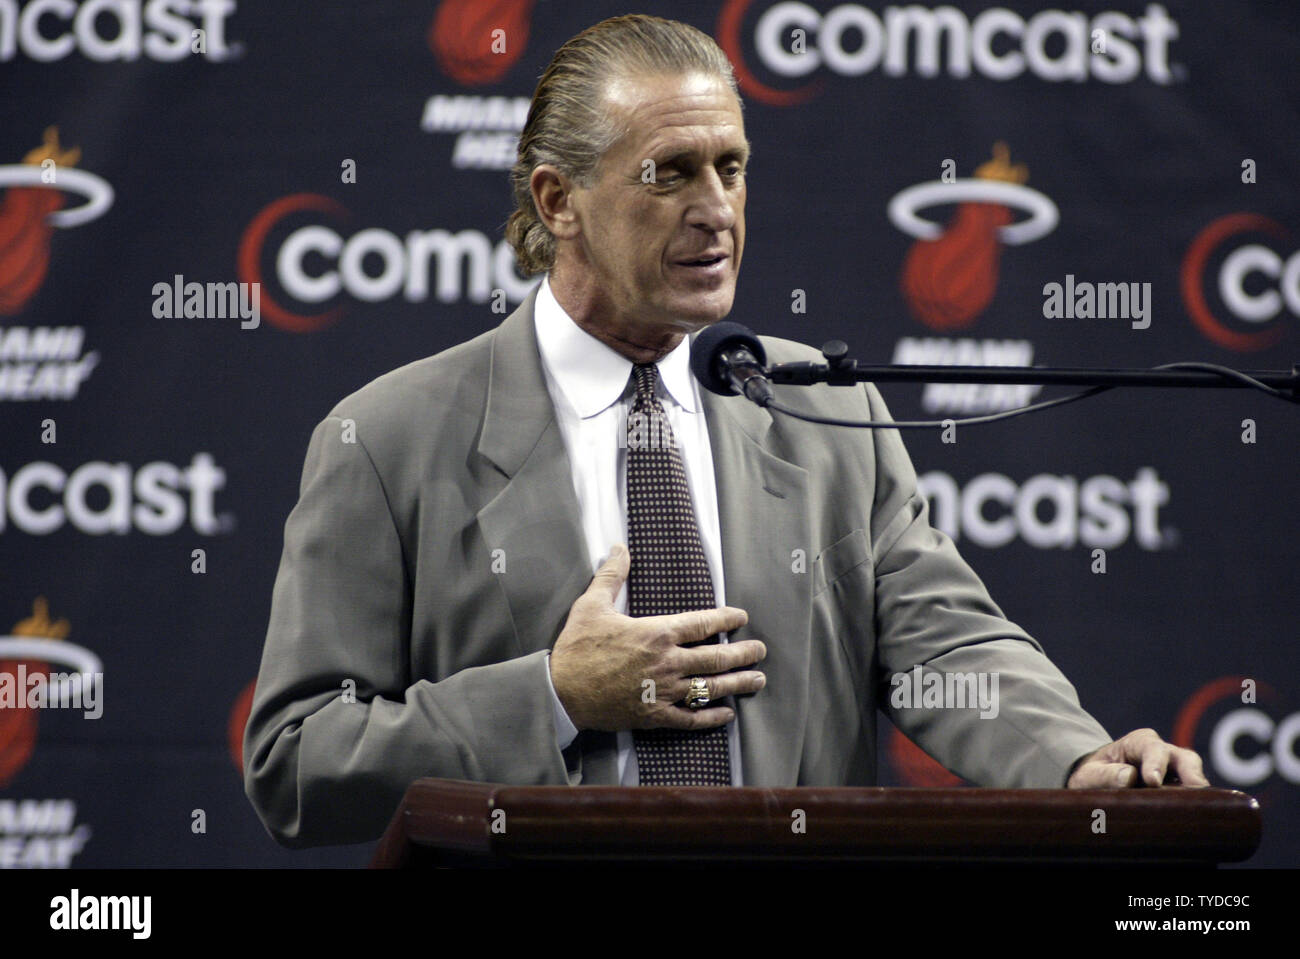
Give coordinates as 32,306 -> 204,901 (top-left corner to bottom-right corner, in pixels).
675,253 -> 728,269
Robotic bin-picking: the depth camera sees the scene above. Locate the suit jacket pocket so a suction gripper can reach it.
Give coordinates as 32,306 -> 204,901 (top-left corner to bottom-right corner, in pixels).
812,528 -> 871,596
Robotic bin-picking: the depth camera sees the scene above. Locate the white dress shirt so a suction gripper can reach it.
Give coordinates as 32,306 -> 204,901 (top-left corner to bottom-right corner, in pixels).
533,274 -> 744,785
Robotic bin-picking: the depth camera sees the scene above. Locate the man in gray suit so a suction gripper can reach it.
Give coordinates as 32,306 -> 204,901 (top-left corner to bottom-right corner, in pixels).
244,14 -> 1205,848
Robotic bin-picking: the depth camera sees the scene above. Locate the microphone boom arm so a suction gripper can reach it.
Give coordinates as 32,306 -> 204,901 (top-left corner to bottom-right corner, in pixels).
768,341 -> 1300,400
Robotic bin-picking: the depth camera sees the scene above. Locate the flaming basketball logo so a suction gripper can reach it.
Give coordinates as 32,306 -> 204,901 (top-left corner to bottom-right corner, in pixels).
890,143 -> 1058,331
0,129 -> 77,314
429,0 -> 534,86
0,599 -> 67,786
0,598 -> 103,787
0,128 -> 113,316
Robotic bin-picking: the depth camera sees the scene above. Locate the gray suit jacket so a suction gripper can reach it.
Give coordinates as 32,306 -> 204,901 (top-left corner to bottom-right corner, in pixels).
244,285 -> 1112,847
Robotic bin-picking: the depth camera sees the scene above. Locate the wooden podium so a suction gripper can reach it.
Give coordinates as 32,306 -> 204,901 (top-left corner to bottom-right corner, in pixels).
370,779 -> 1261,868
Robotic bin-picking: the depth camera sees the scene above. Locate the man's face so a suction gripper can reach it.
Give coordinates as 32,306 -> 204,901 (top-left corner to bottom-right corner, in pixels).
566,72 -> 748,344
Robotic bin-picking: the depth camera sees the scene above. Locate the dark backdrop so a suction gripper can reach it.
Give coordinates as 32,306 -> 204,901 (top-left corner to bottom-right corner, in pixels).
0,0 -> 1295,867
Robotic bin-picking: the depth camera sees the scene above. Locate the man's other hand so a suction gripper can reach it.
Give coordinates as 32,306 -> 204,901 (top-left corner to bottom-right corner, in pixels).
549,544 -> 765,732
1067,728 -> 1210,788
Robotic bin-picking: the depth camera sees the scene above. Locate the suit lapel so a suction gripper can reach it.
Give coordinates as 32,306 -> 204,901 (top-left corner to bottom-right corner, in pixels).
702,387 -> 811,787
476,300 -> 621,785
476,289 -> 593,659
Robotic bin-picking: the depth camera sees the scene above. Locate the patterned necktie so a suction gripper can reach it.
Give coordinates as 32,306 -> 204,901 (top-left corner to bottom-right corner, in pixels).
627,363 -> 732,785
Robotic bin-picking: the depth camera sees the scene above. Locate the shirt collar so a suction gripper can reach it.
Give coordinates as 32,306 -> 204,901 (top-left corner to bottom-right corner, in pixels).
534,273 -> 700,418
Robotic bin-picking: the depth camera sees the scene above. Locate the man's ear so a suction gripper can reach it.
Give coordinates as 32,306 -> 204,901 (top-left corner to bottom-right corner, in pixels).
530,164 -> 582,241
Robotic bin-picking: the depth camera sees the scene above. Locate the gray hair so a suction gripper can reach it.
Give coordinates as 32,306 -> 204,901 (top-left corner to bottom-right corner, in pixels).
506,14 -> 741,276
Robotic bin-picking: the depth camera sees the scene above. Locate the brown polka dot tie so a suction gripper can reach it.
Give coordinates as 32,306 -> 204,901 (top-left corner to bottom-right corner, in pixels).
627,363 -> 732,786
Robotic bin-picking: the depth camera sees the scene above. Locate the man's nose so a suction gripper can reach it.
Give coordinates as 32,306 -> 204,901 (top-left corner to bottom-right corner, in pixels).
686,167 -> 737,233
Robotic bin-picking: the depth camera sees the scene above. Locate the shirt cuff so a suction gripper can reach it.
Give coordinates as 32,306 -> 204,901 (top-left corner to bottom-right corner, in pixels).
544,652 -> 580,750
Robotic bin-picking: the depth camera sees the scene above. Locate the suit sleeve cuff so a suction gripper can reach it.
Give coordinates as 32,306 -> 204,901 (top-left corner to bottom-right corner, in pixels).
545,652 -> 580,750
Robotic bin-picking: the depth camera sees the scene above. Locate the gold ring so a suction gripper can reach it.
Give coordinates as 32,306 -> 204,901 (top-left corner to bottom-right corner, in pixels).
686,676 -> 710,709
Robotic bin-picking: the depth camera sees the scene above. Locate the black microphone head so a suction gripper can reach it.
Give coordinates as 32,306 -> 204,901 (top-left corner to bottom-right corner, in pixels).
690,321 -> 767,396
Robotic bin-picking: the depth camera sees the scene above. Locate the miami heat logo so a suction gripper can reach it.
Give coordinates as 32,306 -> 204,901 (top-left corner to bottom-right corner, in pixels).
0,598 -> 102,787
0,128 -> 114,316
429,0 -> 534,86
890,143 -> 1058,331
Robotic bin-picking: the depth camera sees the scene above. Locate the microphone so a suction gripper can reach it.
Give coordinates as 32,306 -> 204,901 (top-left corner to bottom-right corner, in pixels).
690,321 -> 775,406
